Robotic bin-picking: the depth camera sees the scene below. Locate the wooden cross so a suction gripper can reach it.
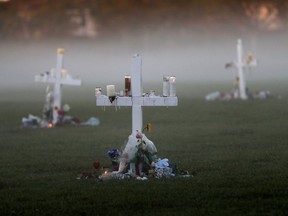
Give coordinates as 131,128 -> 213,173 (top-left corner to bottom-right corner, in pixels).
95,54 -> 178,135
35,48 -> 82,124
235,39 -> 257,100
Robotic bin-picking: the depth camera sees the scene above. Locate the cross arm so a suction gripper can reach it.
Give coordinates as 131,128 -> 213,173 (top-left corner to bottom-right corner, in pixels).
35,75 -> 82,86
96,95 -> 178,106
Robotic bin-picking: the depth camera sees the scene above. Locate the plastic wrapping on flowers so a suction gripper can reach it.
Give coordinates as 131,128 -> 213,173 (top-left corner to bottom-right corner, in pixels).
78,133 -> 192,181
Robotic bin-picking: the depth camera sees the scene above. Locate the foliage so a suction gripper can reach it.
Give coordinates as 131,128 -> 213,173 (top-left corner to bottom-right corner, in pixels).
0,0 -> 287,39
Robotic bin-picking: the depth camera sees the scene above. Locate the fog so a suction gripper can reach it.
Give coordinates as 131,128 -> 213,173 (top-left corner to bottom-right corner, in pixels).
0,30 -> 287,91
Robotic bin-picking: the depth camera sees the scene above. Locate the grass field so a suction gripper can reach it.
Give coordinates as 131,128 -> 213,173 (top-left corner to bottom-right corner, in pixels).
0,81 -> 288,216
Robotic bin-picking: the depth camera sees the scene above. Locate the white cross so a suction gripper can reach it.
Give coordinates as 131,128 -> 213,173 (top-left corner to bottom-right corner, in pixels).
35,48 -> 82,124
95,54 -> 178,135
234,39 -> 257,100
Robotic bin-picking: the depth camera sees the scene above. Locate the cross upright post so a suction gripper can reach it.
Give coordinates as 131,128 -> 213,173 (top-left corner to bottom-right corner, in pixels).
236,39 -> 247,100
131,54 -> 143,134
35,48 -> 82,125
53,48 -> 64,117
235,39 -> 257,100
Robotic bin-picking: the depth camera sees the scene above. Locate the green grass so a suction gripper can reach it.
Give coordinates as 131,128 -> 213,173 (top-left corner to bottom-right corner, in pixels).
0,81 -> 288,215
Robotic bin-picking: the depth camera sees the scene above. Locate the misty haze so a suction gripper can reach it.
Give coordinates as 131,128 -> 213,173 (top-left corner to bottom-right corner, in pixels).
1,31 -> 287,90
0,0 -> 287,97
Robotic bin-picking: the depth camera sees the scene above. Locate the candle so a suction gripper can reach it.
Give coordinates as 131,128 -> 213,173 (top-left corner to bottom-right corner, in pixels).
169,76 -> 176,96
61,69 -> 67,78
149,90 -> 155,97
107,85 -> 115,97
163,76 -> 170,97
125,75 -> 131,96
107,85 -> 116,103
119,90 -> 124,96
95,87 -> 102,96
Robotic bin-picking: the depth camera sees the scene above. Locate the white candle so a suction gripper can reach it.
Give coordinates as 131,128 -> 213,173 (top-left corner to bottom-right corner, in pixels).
163,76 -> 170,97
95,87 -> 102,96
106,85 -> 116,97
169,76 -> 176,96
61,69 -> 67,78
119,90 -> 124,96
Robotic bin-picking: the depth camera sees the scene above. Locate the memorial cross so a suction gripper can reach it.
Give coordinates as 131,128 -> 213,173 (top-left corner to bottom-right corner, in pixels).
235,39 -> 257,100
35,48 -> 82,124
95,54 -> 178,135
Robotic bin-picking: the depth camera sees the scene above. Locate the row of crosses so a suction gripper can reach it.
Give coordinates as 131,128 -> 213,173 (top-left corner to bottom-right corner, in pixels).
35,48 -> 82,125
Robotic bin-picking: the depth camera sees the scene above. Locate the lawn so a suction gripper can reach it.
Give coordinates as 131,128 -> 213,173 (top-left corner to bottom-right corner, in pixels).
0,81 -> 288,216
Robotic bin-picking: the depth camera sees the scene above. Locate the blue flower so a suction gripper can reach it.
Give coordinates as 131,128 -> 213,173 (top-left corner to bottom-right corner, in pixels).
106,149 -> 120,158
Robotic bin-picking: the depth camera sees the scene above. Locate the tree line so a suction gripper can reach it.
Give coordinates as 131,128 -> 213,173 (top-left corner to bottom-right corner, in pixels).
0,0 -> 287,39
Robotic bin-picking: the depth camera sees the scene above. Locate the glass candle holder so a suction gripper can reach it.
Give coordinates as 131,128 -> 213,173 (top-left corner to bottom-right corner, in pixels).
169,76 -> 176,96
125,75 -> 131,96
163,76 -> 170,97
